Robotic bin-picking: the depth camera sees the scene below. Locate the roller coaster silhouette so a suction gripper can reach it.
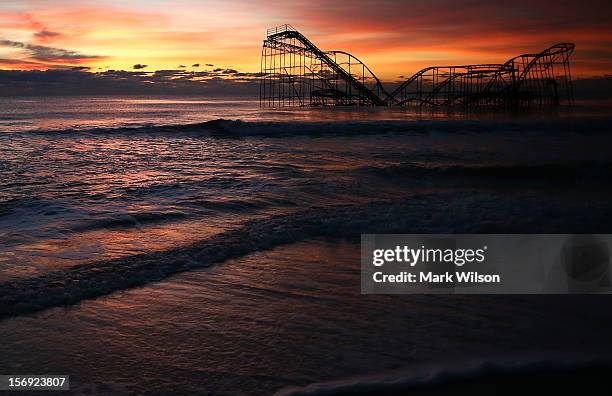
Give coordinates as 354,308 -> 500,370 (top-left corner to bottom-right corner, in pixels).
260,25 -> 574,107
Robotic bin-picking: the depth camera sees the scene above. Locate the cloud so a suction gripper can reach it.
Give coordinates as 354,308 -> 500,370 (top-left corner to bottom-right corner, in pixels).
152,69 -> 186,77
0,39 -> 103,63
2,1 -> 610,78
0,57 -> 41,66
4,60 -> 605,98
132,64 -> 148,69
33,29 -> 61,42
257,0 -> 612,77
192,63 -> 200,67
178,64 -> 186,68
0,68 -> 261,96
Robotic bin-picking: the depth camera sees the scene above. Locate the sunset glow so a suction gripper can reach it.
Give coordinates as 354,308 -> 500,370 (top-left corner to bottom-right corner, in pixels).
1,0 -> 611,79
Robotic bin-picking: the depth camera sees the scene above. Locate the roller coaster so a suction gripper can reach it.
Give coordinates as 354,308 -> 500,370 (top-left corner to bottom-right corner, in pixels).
260,25 -> 575,107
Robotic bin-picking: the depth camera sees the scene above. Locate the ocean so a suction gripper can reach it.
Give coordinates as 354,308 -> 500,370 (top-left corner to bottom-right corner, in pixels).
1,96 -> 612,395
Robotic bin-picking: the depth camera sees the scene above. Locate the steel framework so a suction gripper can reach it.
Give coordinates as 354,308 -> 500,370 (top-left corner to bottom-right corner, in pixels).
260,25 -> 575,107
260,24 -> 389,106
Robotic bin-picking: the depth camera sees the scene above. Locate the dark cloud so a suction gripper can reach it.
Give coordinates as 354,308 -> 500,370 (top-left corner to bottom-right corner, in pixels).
153,69 -> 187,77
71,66 -> 90,71
264,0 -> 612,77
192,63 -> 200,67
0,39 -> 103,62
206,64 -> 214,67
33,29 -> 62,42
104,70 -> 149,77
0,58 -> 42,66
0,64 -> 606,98
178,64 -> 186,68
233,72 -> 265,78
132,64 -> 148,69
0,68 -> 261,96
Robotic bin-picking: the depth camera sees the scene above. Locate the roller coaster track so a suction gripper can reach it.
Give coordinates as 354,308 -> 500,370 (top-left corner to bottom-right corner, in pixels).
494,43 -> 575,105
261,24 -> 389,106
386,64 -> 508,106
260,25 -> 575,107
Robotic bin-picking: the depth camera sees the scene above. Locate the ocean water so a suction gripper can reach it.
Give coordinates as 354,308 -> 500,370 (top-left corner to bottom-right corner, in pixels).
1,96 -> 612,394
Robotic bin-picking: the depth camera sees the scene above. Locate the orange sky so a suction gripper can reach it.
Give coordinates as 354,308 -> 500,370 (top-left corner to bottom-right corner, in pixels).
1,0 -> 611,79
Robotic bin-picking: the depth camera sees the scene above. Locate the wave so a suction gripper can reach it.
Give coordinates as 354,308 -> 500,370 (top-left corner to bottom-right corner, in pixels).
68,197 -> 297,233
68,210 -> 189,232
2,190 -> 612,319
0,196 -> 76,222
0,197 -> 189,233
21,119 -> 430,137
274,354 -> 612,396
0,192 -> 296,240
16,117 -> 612,138
184,196 -> 297,212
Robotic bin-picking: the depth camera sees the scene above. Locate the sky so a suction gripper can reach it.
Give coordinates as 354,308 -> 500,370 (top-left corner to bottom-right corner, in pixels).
1,0 -> 611,84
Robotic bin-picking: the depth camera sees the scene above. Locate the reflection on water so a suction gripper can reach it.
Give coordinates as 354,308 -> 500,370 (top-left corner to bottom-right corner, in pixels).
1,95 -> 608,133
1,96 -> 612,394
0,127 -> 406,278
1,97 -> 612,280
0,217 -> 233,281
1,240 -> 610,394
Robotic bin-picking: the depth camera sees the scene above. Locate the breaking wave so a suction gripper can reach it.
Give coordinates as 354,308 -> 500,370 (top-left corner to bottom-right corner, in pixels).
16,117 -> 612,138
2,191 -> 612,319
68,210 -> 189,232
